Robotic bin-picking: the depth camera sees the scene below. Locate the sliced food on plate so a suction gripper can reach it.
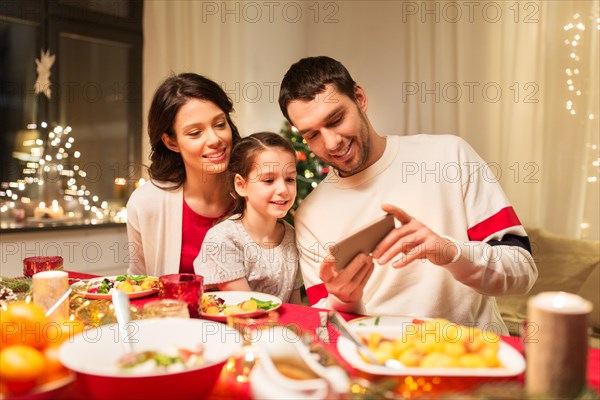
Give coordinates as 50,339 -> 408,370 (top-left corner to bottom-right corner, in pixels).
201,291 -> 281,320
71,275 -> 158,299
338,317 -> 526,377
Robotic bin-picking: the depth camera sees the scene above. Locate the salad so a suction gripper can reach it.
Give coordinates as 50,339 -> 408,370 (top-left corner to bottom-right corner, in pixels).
84,275 -> 158,294
201,294 -> 279,316
118,345 -> 205,374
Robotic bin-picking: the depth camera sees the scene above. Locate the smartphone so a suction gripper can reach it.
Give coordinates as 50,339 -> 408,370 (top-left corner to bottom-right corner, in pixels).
328,214 -> 395,270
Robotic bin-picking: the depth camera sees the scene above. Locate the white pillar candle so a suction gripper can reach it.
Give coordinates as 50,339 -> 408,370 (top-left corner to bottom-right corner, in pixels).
32,270 -> 69,322
526,291 -> 593,398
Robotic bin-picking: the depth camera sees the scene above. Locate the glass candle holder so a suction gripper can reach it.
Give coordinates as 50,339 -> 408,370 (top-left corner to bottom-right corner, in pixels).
23,256 -> 64,278
225,311 -> 280,382
143,299 -> 190,319
158,274 -> 203,318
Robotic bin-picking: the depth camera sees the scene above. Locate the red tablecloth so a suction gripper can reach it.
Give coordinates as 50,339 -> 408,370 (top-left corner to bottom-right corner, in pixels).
66,272 -> 600,398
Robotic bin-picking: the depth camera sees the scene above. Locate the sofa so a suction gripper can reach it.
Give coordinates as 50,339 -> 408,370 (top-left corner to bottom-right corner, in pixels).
496,227 -> 600,346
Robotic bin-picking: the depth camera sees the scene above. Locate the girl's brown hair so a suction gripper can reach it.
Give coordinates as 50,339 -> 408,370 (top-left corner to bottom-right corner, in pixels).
226,131 -> 296,219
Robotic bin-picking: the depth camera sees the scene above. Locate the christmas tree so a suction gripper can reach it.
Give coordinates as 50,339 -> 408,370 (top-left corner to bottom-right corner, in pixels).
279,122 -> 329,225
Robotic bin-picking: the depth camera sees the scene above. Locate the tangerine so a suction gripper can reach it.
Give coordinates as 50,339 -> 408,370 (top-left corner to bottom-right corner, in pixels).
0,301 -> 50,349
0,344 -> 46,393
40,344 -> 70,383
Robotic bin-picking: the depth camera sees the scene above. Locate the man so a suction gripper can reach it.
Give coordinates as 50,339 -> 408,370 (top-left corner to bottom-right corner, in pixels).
278,56 -> 537,334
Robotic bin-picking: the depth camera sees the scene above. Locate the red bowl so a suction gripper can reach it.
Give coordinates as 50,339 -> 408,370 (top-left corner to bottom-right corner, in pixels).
73,364 -> 224,400
59,319 -> 242,400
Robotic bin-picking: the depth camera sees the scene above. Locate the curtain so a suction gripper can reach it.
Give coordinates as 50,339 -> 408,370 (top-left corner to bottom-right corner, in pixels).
143,0 -> 599,239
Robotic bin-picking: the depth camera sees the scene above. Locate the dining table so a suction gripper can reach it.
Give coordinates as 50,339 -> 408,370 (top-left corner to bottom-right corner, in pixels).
58,271 -> 600,399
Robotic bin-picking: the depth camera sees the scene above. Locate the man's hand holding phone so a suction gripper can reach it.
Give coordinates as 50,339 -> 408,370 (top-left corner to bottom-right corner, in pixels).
318,204 -> 459,306
318,213 -> 394,304
327,213 -> 395,270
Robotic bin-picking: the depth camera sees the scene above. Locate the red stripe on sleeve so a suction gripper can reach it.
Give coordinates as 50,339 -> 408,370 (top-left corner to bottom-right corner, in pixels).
467,206 -> 522,242
306,283 -> 329,306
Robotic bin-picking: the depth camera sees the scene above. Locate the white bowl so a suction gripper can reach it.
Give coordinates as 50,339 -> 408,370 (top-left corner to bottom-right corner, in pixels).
59,318 -> 242,399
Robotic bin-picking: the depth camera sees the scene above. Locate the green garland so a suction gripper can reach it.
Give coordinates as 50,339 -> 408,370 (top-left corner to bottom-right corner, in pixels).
0,276 -> 32,293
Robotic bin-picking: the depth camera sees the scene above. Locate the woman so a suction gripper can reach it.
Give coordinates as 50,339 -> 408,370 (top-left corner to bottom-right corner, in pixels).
127,73 -> 242,276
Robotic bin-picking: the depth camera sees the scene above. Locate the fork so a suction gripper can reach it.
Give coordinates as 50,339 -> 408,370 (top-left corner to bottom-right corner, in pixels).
328,311 -> 404,369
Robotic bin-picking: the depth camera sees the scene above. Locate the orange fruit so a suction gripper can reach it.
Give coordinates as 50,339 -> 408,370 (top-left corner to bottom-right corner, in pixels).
43,318 -> 85,345
0,345 -> 46,393
40,344 -> 70,383
0,301 -> 50,349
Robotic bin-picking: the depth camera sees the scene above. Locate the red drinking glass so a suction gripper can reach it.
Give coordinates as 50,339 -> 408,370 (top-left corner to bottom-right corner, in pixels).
23,256 -> 64,278
158,274 -> 203,318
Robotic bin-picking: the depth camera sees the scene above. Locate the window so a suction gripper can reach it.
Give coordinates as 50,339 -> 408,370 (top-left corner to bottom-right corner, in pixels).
0,0 -> 142,231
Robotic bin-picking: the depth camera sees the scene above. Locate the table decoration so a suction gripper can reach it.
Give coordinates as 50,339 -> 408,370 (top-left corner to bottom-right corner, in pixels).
0,286 -> 18,307
143,299 -> 190,319
23,255 -> 63,278
526,291 -> 593,398
225,310 -> 279,382
0,276 -> 32,294
73,298 -> 143,328
158,273 -> 203,318
32,270 -> 69,322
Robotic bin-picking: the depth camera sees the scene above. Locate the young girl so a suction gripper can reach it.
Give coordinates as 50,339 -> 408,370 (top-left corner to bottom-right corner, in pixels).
194,132 -> 303,304
127,73 -> 242,276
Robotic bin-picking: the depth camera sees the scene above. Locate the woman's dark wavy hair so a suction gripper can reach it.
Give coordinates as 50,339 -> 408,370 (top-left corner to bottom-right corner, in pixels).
147,73 -> 241,189
226,131 -> 296,220
278,56 -> 357,122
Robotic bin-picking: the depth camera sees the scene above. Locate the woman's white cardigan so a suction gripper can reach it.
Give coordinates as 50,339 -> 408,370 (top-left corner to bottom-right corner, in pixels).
126,181 -> 183,276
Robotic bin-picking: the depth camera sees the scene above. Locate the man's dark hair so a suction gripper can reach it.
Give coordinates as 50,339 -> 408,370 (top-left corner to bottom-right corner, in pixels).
278,56 -> 356,122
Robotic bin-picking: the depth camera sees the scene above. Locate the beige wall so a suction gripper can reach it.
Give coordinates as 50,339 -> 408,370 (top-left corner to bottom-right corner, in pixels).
1,226 -> 129,277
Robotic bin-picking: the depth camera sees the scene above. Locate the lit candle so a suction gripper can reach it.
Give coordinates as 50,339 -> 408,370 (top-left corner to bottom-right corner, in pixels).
49,200 -> 64,218
113,177 -> 127,200
32,270 -> 69,322
33,200 -> 64,219
526,291 -> 593,398
33,201 -> 48,218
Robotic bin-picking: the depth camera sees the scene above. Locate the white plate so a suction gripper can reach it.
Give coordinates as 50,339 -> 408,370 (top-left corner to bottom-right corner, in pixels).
71,275 -> 158,300
201,291 -> 282,322
337,324 -> 526,377
348,315 -> 430,328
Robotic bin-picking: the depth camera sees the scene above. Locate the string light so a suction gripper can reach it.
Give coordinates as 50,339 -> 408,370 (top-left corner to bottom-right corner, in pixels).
563,14 -> 586,115
0,123 -> 109,222
566,8 -> 600,238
